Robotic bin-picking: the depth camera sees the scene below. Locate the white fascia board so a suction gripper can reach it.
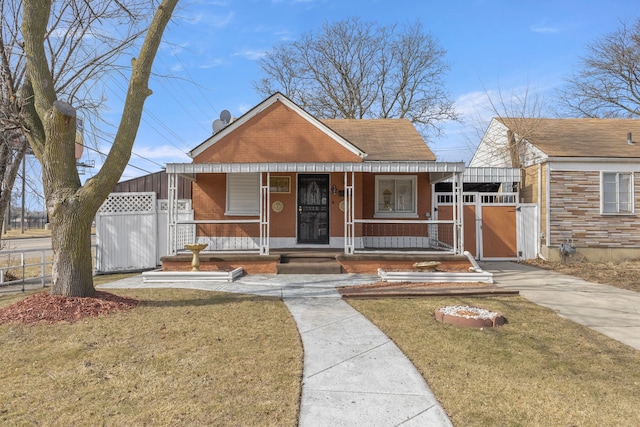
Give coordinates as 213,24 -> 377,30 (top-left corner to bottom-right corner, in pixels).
547,157 -> 640,172
188,93 -> 366,159
166,161 -> 465,174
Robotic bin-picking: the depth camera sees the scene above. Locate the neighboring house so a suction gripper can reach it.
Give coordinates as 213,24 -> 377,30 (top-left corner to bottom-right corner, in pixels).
471,117 -> 640,262
113,170 -> 192,200
165,92 -> 467,256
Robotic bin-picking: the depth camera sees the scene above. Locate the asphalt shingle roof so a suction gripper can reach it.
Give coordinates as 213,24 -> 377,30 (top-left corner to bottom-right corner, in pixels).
498,117 -> 640,158
322,118 -> 436,161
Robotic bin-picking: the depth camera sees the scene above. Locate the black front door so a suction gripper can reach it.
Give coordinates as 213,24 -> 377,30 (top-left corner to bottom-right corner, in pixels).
297,174 -> 329,244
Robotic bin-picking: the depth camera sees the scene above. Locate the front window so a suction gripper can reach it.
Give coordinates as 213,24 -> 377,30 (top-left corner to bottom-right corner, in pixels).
226,173 -> 259,216
602,172 -> 633,214
375,175 -> 417,217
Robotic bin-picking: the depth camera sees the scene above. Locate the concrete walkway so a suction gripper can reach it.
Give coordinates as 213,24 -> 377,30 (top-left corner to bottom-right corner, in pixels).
483,261 -> 640,351
99,274 -> 453,427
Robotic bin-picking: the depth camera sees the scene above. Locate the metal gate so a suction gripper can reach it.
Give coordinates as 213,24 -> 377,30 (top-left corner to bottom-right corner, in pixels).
95,192 -> 193,273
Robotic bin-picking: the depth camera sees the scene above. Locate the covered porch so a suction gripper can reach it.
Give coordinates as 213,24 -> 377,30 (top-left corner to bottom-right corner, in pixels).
165,161 -> 465,258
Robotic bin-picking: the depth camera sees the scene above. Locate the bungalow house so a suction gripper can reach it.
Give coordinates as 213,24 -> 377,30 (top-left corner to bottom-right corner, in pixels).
164,93 -> 467,266
471,117 -> 640,262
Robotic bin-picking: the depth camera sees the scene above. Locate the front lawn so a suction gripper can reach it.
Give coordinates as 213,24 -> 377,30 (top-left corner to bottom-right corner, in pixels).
0,288 -> 303,426
348,295 -> 640,426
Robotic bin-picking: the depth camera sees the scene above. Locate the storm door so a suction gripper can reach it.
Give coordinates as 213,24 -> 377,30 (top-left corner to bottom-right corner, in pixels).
297,174 -> 329,244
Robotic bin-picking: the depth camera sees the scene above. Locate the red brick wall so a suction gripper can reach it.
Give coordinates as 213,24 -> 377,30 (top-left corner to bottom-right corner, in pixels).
194,102 -> 363,164
549,170 -> 640,247
362,173 -> 430,219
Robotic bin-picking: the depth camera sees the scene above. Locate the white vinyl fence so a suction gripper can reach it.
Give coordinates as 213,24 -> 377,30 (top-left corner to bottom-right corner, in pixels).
516,203 -> 539,260
95,192 -> 192,273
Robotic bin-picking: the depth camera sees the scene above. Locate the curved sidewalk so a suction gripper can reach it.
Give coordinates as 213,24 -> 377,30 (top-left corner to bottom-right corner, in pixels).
99,274 -> 453,427
483,261 -> 640,350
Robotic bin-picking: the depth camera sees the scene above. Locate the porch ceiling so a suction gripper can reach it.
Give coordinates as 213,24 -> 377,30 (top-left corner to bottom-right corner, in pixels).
166,161 -> 465,174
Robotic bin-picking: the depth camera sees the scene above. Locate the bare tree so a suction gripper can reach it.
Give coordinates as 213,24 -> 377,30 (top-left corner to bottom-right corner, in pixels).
254,17 -> 457,139
559,18 -> 640,118
22,0 -> 178,297
0,0 -> 158,242
486,84 -> 547,168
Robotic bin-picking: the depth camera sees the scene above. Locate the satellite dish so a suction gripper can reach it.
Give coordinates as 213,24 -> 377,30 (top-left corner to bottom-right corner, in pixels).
212,119 -> 225,133
220,109 -> 232,124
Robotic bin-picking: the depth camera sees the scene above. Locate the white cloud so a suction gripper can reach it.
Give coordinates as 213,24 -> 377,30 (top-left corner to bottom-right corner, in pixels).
454,90 -> 495,120
232,49 -> 267,60
199,58 -> 229,69
237,103 -> 253,114
133,145 -> 191,161
530,21 -> 561,34
180,10 -> 234,28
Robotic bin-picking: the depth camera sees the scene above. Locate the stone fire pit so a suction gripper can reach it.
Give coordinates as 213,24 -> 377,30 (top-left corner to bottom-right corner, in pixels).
435,305 -> 505,328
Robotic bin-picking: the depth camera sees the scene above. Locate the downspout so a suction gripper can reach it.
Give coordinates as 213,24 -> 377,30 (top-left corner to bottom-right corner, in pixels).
464,250 -> 483,272
545,162 -> 551,258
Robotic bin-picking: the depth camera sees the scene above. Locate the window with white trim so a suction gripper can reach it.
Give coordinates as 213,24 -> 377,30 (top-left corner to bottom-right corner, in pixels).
601,172 -> 633,214
375,175 -> 417,217
226,173 -> 259,216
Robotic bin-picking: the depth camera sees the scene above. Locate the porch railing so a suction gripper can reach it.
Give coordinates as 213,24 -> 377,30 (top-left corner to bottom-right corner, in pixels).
175,220 -> 262,253
352,219 -> 457,253
174,218 -> 458,254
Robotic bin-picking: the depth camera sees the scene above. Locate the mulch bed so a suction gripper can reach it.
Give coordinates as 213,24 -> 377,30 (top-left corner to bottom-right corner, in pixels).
0,291 -> 139,325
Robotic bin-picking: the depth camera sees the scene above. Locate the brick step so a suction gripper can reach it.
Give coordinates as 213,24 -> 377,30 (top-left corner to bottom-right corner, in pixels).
276,259 -> 342,274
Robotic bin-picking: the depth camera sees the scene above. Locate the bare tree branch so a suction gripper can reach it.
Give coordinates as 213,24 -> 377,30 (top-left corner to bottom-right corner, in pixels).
254,17 -> 457,141
559,18 -> 640,118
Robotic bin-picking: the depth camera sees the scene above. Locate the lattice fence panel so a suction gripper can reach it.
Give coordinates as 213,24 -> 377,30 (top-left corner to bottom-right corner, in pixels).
98,192 -> 156,214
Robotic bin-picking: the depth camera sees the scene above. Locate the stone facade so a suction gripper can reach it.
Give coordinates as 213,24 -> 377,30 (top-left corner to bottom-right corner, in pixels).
548,170 -> 640,248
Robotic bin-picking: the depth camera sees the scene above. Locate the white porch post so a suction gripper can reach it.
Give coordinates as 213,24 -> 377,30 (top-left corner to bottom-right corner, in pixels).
260,172 -> 270,255
168,172 -> 178,255
344,171 -> 355,254
454,171 -> 464,255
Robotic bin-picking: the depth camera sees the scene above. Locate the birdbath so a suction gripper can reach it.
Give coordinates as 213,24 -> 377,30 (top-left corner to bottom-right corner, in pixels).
184,243 -> 208,271
413,261 -> 441,271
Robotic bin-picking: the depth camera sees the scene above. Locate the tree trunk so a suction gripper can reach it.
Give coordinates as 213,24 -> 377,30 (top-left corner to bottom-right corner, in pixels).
49,199 -> 94,296
22,0 -> 179,297
41,101 -> 96,296
0,137 -> 28,246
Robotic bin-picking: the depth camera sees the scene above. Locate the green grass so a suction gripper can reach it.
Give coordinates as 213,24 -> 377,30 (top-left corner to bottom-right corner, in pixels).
0,288 -> 303,426
348,296 -> 640,427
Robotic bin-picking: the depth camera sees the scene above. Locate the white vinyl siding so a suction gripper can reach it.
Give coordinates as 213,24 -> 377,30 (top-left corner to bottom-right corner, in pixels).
601,172 -> 633,214
226,173 -> 259,215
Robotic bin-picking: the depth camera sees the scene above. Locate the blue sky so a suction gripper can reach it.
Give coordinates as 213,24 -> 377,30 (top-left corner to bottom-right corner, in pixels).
83,0 -> 637,183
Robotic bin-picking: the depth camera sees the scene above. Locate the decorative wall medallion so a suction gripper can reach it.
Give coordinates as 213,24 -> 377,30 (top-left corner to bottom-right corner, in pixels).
339,200 -> 345,212
272,201 -> 284,213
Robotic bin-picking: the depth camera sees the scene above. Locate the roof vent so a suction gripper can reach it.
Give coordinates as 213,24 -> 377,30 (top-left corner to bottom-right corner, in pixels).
628,132 -> 634,145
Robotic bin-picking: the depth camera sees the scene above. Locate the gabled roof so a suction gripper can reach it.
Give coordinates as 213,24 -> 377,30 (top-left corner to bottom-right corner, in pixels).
497,117 -> 640,158
322,119 -> 435,161
189,93 -> 366,160
188,92 -> 435,162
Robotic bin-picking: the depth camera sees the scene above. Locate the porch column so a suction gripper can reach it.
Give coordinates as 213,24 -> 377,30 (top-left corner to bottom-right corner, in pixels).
454,170 -> 464,255
259,172 -> 270,255
344,171 -> 355,254
167,172 -> 178,255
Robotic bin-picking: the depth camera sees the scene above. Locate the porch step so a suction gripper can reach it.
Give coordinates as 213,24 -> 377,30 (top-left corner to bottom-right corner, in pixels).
276,253 -> 343,274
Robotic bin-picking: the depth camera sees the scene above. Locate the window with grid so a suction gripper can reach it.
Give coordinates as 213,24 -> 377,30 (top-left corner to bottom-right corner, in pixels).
601,172 -> 633,214
375,176 -> 417,217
